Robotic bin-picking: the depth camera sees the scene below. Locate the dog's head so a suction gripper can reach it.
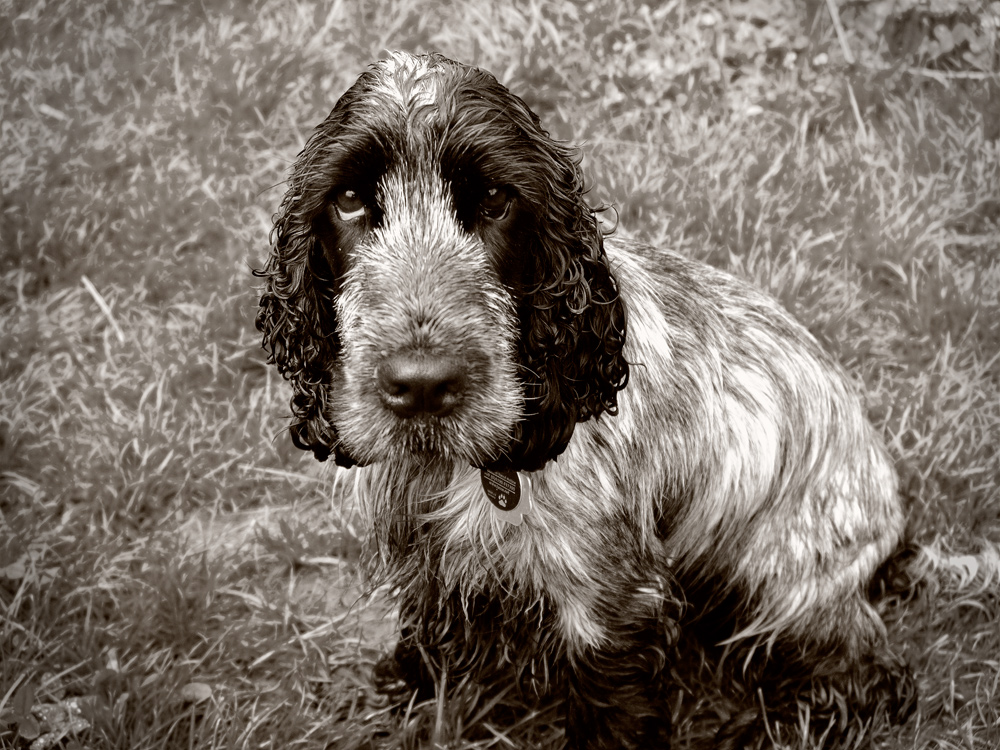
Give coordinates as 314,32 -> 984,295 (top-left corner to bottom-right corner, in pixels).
256,52 -> 628,471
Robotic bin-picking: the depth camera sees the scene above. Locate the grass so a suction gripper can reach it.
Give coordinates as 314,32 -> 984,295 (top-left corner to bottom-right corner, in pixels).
1,0 -> 997,747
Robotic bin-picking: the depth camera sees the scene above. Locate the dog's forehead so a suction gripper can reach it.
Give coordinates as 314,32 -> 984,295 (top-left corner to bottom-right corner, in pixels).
316,52 -> 548,207
367,52 -> 451,115
353,52 -> 514,139
324,53 -> 533,189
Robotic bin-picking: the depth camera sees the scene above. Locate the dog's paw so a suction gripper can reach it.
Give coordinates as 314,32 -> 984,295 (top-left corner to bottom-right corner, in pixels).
372,652 -> 413,702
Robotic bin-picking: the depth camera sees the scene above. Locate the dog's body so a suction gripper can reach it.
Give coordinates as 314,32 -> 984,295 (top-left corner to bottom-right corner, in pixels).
257,52 -> 912,748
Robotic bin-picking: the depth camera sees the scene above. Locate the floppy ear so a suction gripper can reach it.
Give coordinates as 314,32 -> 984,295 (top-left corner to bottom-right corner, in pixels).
503,133 -> 630,471
255,60 -> 389,466
254,140 -> 356,467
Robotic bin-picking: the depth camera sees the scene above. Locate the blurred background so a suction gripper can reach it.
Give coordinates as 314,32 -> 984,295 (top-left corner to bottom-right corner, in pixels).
1,1 -> 998,747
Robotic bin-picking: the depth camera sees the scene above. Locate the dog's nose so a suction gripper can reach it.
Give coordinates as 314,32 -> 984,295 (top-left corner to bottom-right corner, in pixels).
376,353 -> 467,418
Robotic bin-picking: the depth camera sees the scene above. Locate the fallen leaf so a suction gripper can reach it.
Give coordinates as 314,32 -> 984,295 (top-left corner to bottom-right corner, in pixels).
179,682 -> 213,704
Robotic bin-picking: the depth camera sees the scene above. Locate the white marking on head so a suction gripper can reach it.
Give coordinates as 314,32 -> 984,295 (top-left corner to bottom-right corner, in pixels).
370,51 -> 446,119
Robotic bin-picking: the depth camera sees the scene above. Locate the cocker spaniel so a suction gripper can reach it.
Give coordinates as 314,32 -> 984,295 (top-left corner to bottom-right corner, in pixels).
256,51 -> 914,749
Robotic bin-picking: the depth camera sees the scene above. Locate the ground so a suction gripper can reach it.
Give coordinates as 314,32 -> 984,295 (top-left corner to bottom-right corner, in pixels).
1,0 -> 998,748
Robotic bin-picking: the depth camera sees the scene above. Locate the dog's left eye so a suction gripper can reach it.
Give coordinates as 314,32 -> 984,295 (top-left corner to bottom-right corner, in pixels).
480,186 -> 512,221
333,189 -> 366,222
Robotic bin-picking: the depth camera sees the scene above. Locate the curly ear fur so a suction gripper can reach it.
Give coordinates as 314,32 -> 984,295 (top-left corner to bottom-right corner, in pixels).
254,134 -> 353,466
475,87 -> 629,471
514,186 -> 629,471
255,66 -> 389,466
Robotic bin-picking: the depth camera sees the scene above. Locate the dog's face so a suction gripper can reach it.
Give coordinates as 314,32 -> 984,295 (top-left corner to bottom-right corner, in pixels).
314,54 -> 529,467
257,52 -> 628,471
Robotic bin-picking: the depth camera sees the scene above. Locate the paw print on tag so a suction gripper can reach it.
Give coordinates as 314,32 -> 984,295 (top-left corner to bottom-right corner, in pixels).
480,469 -> 533,526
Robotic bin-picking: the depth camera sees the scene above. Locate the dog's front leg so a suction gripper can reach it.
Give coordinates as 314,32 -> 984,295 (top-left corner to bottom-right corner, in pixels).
562,607 -> 674,750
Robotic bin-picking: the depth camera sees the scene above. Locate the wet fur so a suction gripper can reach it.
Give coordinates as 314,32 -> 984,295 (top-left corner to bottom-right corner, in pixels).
256,51 -> 914,748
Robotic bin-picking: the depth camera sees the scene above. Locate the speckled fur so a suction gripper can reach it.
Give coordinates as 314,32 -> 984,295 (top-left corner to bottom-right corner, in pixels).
256,51 -> 914,749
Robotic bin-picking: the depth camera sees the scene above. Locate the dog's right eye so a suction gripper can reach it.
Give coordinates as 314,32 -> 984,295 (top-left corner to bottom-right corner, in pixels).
332,189 -> 366,222
480,186 -> 512,221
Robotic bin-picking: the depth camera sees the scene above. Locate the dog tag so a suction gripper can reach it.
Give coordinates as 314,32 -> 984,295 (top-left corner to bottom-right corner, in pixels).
480,469 -> 532,525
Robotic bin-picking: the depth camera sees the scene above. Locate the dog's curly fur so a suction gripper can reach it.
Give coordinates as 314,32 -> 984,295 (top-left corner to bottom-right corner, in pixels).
256,51 -> 914,749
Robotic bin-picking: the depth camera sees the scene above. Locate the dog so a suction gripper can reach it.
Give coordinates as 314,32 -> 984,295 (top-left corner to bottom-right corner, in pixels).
256,51 -> 914,749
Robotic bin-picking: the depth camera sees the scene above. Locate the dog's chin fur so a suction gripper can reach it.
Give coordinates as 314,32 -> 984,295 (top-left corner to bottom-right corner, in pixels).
332,413 -> 515,469
256,51 -> 915,749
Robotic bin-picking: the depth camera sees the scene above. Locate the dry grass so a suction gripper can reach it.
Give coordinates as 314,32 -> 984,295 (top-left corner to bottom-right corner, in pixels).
1,0 -> 998,748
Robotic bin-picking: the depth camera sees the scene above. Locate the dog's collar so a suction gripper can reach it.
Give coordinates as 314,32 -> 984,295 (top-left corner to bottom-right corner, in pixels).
480,468 -> 532,526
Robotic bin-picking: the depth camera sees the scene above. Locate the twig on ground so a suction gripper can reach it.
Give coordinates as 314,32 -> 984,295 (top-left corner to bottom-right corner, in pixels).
81,274 -> 126,343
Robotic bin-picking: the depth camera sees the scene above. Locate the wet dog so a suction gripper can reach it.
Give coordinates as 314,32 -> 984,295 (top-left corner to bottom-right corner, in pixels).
256,51 -> 914,748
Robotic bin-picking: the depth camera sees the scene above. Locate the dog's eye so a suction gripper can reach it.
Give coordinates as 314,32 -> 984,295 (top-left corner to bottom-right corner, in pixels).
480,186 -> 512,220
333,189 -> 366,222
